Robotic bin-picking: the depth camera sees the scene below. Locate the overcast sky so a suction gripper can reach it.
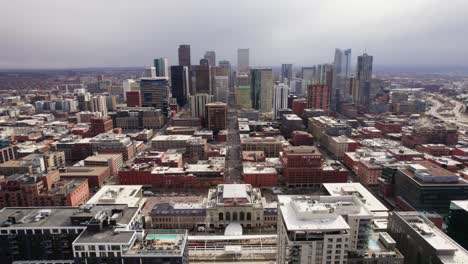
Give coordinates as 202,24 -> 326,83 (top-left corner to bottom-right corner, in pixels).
1,0 -> 467,69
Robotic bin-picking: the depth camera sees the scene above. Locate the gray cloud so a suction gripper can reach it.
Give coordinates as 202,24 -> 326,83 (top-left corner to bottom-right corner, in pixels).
1,0 -> 467,68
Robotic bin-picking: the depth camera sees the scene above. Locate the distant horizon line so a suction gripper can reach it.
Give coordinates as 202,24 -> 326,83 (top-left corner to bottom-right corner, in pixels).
1,63 -> 468,72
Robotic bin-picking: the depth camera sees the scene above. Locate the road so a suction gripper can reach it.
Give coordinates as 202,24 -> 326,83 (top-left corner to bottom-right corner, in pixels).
225,83 -> 242,182
426,95 -> 468,130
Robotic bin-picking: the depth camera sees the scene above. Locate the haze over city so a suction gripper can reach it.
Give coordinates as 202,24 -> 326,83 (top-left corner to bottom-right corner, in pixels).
2,0 -> 468,69
0,1 -> 468,264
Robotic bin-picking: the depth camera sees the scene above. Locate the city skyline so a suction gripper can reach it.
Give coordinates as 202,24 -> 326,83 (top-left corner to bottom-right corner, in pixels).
2,0 -> 468,69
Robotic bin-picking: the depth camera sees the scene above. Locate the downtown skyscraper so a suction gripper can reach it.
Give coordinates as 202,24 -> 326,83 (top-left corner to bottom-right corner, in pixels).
170,65 -> 189,106
250,68 -> 273,113
334,48 -> 352,77
154,57 -> 169,78
204,51 -> 216,67
331,48 -> 352,111
178,45 -> 191,67
237,48 -> 250,74
356,53 -> 373,106
281,64 -> 293,85
357,53 -> 373,81
273,82 -> 289,119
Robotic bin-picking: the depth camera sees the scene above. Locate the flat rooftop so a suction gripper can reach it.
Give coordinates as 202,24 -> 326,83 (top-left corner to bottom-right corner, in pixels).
400,161 -> 467,185
396,211 -> 468,262
86,185 -> 145,207
278,195 -> 370,231
450,200 -> 468,212
0,204 -> 136,228
151,135 -> 192,141
222,184 -> 250,200
84,154 -> 122,162
323,183 -> 388,217
60,166 -> 109,176
283,145 -> 321,154
125,230 -> 187,257
243,165 -> 277,174
75,229 -> 135,244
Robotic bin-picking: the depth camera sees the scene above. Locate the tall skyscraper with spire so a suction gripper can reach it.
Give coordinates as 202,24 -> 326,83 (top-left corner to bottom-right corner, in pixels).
357,53 -> 373,81
356,53 -> 374,107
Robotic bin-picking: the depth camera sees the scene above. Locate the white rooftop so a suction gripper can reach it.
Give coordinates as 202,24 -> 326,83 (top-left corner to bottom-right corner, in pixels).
86,185 -> 145,208
401,212 -> 468,263
278,195 -> 365,231
323,183 -> 388,218
243,165 -> 277,174
222,184 -> 249,200
450,200 -> 468,212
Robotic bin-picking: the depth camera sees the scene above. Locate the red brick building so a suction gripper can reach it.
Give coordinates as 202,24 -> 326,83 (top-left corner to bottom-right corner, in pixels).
375,120 -> 402,135
292,98 -> 307,117
452,147 -> 468,156
291,131 -> 314,146
59,166 -> 110,189
205,102 -> 227,133
402,122 -> 458,148
119,163 -> 224,189
356,127 -> 383,139
85,117 -> 114,137
0,172 -> 89,208
243,165 -> 278,187
307,84 -> 329,111
356,159 -> 381,186
126,91 -> 142,107
282,146 -> 323,187
416,144 -> 452,156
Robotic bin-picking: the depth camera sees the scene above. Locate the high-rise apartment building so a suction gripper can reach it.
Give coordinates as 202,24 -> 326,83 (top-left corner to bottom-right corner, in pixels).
178,44 -> 191,67
205,102 -> 227,133
190,93 -> 214,118
334,48 -> 352,77
250,68 -> 273,113
332,48 -> 352,111
307,84 -> 329,111
281,64 -> 293,85
315,64 -> 333,85
204,51 -> 216,67
302,67 -> 316,83
192,63 -> 211,94
273,83 -> 289,119
153,57 -> 169,78
90,95 -> 108,116
277,195 -> 372,264
211,66 -> 229,102
219,60 -> 233,87
122,79 -> 139,100
357,53 -> 373,81
139,78 -> 170,115
126,91 -> 141,107
170,65 -> 189,106
236,74 -> 252,109
144,66 -> 156,78
237,48 -> 250,74
357,53 -> 373,106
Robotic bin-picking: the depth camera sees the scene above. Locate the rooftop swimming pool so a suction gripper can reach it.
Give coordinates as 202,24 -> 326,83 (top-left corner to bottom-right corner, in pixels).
368,239 -> 381,251
146,234 -> 178,241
